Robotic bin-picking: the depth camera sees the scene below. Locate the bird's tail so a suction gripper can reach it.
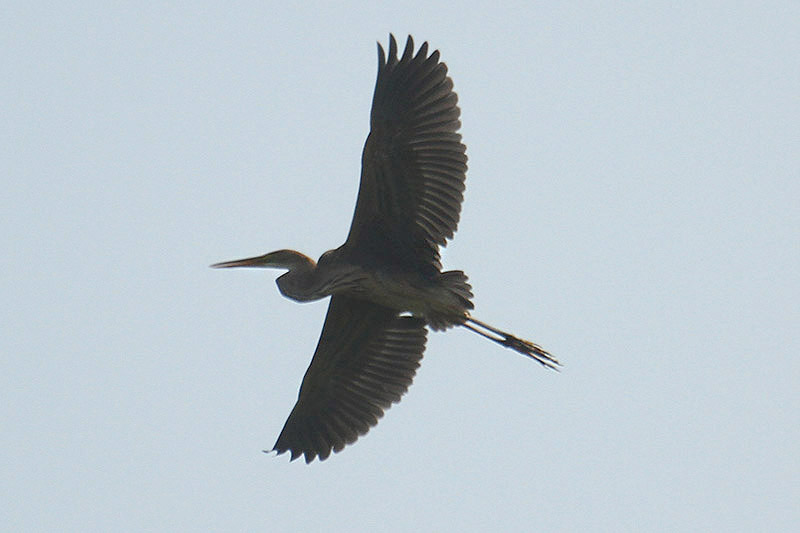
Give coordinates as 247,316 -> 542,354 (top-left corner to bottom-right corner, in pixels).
427,271 -> 475,331
461,316 -> 560,370
440,270 -> 474,311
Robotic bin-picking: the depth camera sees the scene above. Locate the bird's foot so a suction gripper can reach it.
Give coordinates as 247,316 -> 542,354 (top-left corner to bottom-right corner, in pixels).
500,335 -> 561,370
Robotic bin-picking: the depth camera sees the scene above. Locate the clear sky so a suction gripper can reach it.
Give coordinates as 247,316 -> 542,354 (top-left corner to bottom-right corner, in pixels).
3,2 -> 798,531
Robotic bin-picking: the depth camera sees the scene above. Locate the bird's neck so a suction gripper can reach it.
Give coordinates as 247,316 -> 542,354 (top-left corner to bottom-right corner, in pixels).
276,261 -> 323,302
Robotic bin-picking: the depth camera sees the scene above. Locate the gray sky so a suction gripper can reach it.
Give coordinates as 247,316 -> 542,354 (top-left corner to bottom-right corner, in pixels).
3,2 -> 798,531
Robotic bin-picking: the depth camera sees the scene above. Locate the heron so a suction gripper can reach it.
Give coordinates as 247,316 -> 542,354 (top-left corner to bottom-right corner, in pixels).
213,35 -> 559,463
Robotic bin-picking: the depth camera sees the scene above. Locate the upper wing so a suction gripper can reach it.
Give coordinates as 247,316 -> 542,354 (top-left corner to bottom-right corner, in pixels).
272,295 -> 427,463
343,35 -> 467,275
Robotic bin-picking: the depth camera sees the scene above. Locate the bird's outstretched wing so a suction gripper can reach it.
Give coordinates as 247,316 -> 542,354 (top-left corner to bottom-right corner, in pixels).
343,35 -> 467,275
272,295 -> 427,463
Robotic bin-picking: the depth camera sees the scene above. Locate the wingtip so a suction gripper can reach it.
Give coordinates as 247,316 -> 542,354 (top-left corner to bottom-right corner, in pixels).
268,446 -> 309,463
401,35 -> 414,61
377,40 -> 386,67
380,34 -> 428,67
388,34 -> 397,61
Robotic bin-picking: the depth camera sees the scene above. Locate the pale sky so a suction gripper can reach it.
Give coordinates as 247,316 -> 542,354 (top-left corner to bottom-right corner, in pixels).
3,2 -> 798,531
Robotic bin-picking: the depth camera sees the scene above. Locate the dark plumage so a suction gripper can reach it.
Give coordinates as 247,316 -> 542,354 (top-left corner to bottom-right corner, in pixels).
213,35 -> 558,463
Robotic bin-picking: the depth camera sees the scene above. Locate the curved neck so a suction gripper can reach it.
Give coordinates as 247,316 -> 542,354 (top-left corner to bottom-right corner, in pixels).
276,255 -> 322,302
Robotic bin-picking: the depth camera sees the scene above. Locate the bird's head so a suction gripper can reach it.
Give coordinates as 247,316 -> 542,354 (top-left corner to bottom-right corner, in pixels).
211,249 -> 316,271
212,249 -> 320,302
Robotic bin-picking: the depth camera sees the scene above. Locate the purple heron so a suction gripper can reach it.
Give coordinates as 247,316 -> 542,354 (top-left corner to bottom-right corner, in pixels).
213,35 -> 558,463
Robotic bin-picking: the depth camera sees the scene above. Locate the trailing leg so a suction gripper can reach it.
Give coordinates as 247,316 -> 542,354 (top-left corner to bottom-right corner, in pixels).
461,316 -> 560,370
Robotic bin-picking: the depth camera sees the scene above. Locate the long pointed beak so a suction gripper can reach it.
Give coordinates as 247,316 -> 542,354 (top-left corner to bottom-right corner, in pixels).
210,254 -> 272,269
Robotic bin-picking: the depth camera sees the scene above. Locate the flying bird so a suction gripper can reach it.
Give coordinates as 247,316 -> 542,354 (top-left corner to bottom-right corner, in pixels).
213,35 -> 558,463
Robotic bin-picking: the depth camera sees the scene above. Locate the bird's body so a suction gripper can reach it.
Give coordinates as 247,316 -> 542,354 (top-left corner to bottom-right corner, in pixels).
213,35 -> 558,463
230,248 -> 473,329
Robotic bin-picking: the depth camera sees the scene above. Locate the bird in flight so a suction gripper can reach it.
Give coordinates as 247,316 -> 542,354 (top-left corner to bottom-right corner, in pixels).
213,35 -> 558,463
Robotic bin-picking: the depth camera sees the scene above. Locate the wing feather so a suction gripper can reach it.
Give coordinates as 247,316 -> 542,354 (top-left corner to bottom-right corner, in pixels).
272,295 -> 427,463
344,35 -> 467,275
